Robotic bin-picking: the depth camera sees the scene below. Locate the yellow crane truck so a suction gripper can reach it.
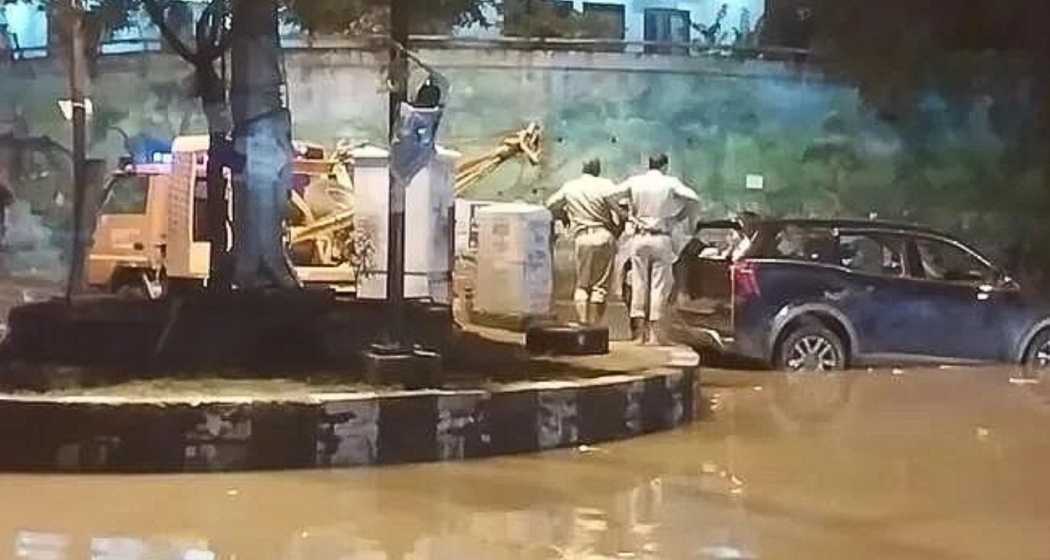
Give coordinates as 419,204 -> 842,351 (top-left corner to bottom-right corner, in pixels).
86,125 -> 543,298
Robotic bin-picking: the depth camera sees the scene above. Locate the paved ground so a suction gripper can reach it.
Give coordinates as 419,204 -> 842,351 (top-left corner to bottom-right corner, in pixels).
1,366 -> 1048,559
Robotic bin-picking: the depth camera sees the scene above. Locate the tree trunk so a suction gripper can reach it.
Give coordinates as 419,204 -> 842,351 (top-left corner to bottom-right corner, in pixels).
198,44 -> 233,291
66,6 -> 88,301
144,0 -> 234,290
229,0 -> 297,290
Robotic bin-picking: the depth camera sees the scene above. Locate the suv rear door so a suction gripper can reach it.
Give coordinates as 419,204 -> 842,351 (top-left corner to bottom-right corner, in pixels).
673,220 -> 743,335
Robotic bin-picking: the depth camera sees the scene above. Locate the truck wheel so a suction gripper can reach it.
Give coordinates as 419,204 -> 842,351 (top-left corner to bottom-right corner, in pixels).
775,322 -> 846,372
115,280 -> 148,300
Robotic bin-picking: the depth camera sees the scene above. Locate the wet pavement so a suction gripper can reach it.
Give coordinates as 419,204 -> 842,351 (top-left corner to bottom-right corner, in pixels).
2,367 -> 1050,559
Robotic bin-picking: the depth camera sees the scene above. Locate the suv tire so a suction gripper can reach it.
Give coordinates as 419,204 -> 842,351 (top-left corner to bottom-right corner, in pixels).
775,322 -> 847,372
1022,329 -> 1050,377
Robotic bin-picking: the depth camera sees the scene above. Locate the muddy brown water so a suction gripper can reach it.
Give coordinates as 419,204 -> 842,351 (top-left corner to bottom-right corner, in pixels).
2,367 -> 1050,559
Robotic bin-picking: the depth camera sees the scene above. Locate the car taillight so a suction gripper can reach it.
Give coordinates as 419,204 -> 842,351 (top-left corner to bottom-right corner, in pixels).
733,261 -> 761,300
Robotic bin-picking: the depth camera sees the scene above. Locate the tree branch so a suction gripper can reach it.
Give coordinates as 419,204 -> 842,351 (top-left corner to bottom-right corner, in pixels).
142,0 -> 198,63
196,0 -> 232,61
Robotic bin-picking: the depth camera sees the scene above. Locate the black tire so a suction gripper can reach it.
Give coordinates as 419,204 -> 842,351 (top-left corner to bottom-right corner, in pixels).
1022,329 -> 1050,376
115,280 -> 149,300
526,323 -> 609,356
774,322 -> 847,372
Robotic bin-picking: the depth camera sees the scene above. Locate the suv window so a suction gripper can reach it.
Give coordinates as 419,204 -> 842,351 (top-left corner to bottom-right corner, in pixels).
914,238 -> 995,284
693,224 -> 744,259
100,175 -> 148,215
768,225 -> 838,264
839,233 -> 905,277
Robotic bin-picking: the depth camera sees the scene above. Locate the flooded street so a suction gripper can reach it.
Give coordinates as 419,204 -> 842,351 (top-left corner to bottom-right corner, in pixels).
2,368 -> 1050,559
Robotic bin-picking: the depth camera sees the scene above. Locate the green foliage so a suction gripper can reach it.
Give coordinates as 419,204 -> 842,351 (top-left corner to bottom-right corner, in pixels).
801,0 -> 1050,280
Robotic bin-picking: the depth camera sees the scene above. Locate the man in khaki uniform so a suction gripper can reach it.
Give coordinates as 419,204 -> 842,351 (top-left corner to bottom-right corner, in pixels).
547,159 -> 622,325
614,153 -> 699,344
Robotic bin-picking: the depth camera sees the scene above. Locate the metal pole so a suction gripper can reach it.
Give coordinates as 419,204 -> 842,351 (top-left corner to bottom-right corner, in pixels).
385,0 -> 409,348
66,3 -> 87,303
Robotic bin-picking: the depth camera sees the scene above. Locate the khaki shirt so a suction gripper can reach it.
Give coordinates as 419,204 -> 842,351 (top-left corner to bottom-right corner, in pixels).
546,174 -> 622,237
613,170 -> 699,234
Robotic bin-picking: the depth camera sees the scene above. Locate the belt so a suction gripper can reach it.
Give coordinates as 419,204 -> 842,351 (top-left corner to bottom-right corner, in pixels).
629,217 -> 670,236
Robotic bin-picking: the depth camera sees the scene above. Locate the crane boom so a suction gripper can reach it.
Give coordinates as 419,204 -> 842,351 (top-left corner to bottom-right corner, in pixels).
289,123 -> 543,255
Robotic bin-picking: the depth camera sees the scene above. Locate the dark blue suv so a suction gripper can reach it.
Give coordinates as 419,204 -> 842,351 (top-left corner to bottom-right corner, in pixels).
670,218 -> 1050,372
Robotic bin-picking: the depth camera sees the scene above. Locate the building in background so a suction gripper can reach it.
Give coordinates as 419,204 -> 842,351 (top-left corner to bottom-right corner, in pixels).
0,0 -> 299,58
1,1 -> 47,57
496,0 -> 766,47
4,0 -> 776,56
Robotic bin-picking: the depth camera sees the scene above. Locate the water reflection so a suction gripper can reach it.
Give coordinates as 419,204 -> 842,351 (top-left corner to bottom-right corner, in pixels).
14,531 -> 69,560
14,530 -> 215,560
3,367 -> 1050,559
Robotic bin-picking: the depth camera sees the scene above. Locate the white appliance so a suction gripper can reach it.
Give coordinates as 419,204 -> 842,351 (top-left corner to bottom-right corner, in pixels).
352,145 -> 459,303
473,202 -> 553,316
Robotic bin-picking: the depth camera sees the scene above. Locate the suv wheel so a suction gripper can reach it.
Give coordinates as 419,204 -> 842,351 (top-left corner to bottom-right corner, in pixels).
1023,329 -> 1050,376
775,322 -> 846,372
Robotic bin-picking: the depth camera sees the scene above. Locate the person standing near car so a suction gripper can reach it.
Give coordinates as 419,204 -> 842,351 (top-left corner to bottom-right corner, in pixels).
730,210 -> 761,261
546,158 -> 623,325
614,153 -> 700,344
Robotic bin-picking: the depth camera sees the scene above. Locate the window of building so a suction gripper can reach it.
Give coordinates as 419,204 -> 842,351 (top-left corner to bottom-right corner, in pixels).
101,6 -> 161,55
582,3 -> 626,40
504,0 -> 576,37
2,2 -> 48,57
552,1 -> 575,17
644,8 -> 690,54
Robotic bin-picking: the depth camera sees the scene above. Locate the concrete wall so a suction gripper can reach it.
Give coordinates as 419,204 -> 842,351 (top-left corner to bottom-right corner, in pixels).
0,44 -> 1042,265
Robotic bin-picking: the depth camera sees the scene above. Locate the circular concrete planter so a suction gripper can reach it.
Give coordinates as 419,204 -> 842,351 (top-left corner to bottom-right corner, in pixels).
0,366 -> 698,473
